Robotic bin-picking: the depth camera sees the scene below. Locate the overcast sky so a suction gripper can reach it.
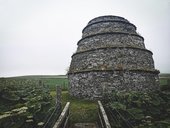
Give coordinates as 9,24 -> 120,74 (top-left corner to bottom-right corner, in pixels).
0,0 -> 170,77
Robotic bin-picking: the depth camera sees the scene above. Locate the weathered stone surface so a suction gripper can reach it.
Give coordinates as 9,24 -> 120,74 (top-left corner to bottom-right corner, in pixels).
69,71 -> 159,100
83,22 -> 137,38
77,33 -> 145,52
87,15 -> 129,25
70,48 -> 154,73
68,15 -> 160,100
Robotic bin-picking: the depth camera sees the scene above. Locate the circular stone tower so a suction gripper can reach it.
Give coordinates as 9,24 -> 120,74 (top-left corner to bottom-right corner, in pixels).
68,15 -> 160,100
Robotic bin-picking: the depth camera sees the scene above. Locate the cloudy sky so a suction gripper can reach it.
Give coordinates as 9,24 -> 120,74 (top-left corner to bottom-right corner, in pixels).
0,0 -> 170,77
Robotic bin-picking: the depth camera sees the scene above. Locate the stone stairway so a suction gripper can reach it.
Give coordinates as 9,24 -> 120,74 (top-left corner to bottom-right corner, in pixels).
71,123 -> 98,128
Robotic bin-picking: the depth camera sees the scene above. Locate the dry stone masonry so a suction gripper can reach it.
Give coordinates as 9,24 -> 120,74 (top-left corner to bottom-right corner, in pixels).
68,15 -> 160,100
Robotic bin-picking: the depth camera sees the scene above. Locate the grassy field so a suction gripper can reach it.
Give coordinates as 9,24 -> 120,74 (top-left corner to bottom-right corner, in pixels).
160,78 -> 168,85
62,91 -> 98,123
5,75 -> 67,79
159,73 -> 170,91
51,91 -> 98,124
42,78 -> 68,91
1,75 -> 69,91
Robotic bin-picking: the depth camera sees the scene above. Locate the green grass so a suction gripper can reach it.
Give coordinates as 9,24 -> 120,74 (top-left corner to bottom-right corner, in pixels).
4,75 -> 67,79
159,73 -> 170,86
159,73 -> 170,78
160,79 -> 168,85
51,91 -> 98,124
159,77 -> 170,91
0,75 -> 69,91
42,78 -> 68,91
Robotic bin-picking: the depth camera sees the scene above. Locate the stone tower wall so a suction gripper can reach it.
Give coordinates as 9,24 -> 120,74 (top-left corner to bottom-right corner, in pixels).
68,16 -> 160,100
68,71 -> 159,99
70,47 -> 155,72
77,33 -> 145,52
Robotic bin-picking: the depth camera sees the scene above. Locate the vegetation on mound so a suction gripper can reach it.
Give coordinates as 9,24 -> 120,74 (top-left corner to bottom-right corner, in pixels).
102,90 -> 170,128
0,79 -> 54,128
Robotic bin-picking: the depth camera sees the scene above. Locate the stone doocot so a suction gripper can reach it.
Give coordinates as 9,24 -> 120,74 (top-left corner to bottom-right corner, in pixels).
68,15 -> 160,100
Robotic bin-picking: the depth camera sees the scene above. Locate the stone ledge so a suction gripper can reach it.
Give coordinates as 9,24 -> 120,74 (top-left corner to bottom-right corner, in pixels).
77,32 -> 144,45
68,69 -> 160,75
72,46 -> 152,58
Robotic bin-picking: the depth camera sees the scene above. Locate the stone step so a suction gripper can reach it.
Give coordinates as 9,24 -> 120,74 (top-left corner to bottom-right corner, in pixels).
71,123 -> 98,128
